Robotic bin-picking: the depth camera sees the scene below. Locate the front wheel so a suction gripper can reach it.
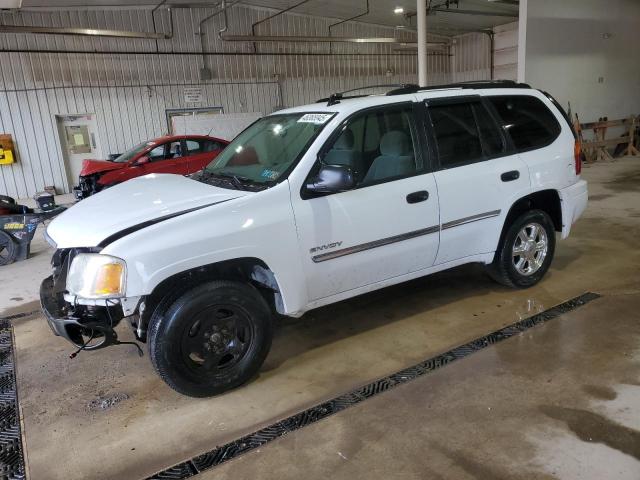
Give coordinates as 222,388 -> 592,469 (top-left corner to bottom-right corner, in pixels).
148,280 -> 273,397
487,209 -> 556,288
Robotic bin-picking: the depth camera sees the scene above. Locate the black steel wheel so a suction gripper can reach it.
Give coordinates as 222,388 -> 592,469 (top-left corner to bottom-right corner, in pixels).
179,304 -> 253,374
0,231 -> 17,266
148,280 -> 273,397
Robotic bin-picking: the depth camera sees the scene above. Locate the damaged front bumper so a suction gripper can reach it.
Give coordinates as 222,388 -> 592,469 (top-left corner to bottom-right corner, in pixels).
40,275 -> 124,350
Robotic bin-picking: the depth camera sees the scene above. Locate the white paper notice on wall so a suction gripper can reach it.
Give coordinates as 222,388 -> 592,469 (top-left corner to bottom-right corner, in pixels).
184,86 -> 203,103
297,113 -> 333,124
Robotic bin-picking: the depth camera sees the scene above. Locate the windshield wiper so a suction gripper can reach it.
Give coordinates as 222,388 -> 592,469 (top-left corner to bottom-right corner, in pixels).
216,172 -> 255,190
198,171 -> 268,191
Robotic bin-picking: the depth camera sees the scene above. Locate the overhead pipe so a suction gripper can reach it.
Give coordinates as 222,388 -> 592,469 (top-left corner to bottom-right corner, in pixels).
0,48 -> 422,57
221,35 -> 446,44
0,25 -> 171,39
431,8 -> 517,17
249,0 -> 312,52
151,0 -> 173,52
327,0 -> 369,54
196,0 -> 242,79
0,0 -> 174,40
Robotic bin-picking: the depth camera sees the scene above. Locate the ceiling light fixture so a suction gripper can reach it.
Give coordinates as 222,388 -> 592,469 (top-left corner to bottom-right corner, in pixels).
394,6 -> 404,14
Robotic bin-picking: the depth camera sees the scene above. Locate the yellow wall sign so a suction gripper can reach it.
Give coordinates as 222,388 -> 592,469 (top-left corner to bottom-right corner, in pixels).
3,223 -> 24,230
0,149 -> 15,165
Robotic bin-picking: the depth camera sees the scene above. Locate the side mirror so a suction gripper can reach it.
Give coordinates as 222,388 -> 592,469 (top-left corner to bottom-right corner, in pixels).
305,164 -> 355,194
136,156 -> 150,165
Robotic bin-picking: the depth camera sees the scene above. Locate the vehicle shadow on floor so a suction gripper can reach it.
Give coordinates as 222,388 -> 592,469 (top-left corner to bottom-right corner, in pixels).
263,263 -> 523,374
263,227 -> 595,376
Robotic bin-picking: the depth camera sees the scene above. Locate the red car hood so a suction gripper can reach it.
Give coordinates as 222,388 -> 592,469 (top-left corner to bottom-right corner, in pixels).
80,159 -> 125,176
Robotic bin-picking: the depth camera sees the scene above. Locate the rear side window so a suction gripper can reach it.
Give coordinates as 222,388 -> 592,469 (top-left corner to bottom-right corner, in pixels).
488,95 -> 560,151
430,103 -> 482,167
204,140 -> 225,152
185,140 -> 203,155
428,101 -> 504,168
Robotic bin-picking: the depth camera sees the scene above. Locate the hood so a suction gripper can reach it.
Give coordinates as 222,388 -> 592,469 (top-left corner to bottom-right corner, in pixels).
80,158 -> 125,176
47,174 -> 248,248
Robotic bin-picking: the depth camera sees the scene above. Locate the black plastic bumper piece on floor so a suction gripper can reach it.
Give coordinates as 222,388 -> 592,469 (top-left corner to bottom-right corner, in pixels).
147,292 -> 601,480
0,319 -> 25,480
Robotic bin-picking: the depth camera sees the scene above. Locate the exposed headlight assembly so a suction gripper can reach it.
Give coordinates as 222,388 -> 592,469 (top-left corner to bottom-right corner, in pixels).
67,254 -> 127,299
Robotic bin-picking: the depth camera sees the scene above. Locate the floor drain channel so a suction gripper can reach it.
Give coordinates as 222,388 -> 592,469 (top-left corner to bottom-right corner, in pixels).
0,311 -> 40,322
0,320 -> 25,480
147,291 -> 600,479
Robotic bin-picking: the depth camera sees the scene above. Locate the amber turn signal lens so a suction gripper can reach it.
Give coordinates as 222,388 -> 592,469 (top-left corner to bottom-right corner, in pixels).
574,140 -> 582,175
93,263 -> 124,296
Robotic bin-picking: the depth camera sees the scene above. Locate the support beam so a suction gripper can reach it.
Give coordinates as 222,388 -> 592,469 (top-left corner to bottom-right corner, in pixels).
417,0 -> 428,86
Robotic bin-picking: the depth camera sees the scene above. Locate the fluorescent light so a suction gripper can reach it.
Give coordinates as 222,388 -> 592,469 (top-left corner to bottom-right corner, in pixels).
0,0 -> 21,7
394,6 -> 404,14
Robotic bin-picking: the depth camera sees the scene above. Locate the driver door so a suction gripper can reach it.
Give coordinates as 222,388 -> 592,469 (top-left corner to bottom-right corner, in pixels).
290,103 -> 440,301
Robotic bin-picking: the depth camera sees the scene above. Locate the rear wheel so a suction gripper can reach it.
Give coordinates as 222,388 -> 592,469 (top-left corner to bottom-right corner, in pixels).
487,209 -> 556,288
0,231 -> 17,266
148,280 -> 273,397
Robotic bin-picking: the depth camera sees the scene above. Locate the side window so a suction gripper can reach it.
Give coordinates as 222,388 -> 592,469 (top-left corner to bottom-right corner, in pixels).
167,141 -> 182,158
185,140 -> 203,155
429,102 -> 483,168
147,144 -> 166,162
148,141 -> 181,161
322,105 -> 421,187
203,140 -> 225,152
488,95 -> 561,151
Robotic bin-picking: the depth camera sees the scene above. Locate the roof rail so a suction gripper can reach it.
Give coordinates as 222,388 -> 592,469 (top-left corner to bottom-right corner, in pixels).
387,80 -> 532,96
317,83 -> 414,106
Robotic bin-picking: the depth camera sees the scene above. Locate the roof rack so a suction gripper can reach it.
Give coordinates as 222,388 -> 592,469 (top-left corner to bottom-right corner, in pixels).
386,80 -> 531,96
316,80 -> 532,106
317,84 -> 414,106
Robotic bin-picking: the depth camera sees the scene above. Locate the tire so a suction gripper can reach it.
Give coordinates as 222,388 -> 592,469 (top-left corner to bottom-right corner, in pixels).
0,231 -> 17,266
148,280 -> 273,397
487,209 -> 556,289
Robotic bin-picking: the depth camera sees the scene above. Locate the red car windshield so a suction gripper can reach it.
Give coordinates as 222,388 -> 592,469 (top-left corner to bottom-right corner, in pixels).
111,142 -> 154,163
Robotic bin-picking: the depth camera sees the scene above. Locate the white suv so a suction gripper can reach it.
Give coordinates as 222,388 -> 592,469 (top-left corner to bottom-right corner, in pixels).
40,81 -> 588,397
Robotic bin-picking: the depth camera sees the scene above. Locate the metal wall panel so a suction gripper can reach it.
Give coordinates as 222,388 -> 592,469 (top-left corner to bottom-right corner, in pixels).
0,5 -> 482,197
451,32 -> 491,83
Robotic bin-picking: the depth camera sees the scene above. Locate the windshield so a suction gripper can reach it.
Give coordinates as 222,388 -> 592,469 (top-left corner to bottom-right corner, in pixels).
112,142 -> 153,163
204,112 -> 333,184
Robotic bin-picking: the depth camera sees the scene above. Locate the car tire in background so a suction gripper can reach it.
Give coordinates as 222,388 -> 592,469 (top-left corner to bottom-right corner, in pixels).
0,231 -> 17,266
487,209 -> 556,289
148,280 -> 273,397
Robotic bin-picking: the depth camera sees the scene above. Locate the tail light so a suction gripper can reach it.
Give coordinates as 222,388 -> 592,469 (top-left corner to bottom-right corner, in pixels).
574,140 -> 582,175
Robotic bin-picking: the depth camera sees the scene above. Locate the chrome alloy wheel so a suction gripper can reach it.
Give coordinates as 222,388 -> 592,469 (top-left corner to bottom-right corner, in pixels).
512,222 -> 548,276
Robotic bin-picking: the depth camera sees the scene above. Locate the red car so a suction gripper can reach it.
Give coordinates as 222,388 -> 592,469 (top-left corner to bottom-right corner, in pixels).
73,135 -> 229,199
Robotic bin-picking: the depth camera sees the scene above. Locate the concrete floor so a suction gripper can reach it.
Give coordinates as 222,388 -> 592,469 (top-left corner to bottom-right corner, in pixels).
2,158 -> 639,479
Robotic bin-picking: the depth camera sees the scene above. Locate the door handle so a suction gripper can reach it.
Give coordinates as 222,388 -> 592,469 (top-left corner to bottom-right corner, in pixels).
406,190 -> 429,204
501,170 -> 520,182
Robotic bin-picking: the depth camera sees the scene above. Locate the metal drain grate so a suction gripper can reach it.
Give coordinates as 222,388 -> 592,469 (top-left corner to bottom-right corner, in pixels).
0,319 -> 25,480
147,292 -> 600,479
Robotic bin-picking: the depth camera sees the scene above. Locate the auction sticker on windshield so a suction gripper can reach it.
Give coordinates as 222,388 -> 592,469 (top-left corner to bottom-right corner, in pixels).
297,113 -> 333,124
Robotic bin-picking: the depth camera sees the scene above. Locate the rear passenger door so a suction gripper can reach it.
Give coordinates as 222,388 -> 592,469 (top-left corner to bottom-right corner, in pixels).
424,96 -> 530,264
